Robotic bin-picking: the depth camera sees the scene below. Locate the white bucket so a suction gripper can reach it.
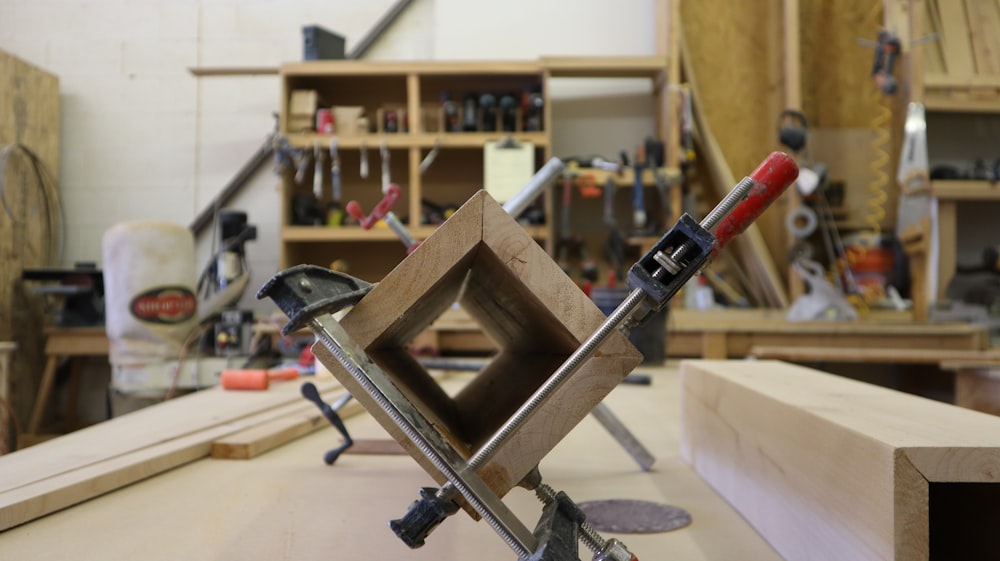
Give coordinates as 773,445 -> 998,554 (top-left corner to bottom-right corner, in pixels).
102,221 -> 198,366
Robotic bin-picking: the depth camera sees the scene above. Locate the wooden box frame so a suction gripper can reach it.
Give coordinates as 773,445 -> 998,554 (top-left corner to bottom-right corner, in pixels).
313,191 -> 643,499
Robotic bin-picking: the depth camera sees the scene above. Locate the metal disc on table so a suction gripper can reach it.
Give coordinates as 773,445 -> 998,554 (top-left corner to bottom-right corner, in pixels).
576,499 -> 692,534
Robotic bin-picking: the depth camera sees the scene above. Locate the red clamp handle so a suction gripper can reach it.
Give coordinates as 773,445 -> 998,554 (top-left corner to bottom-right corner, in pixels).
713,151 -> 798,250
346,184 -> 401,230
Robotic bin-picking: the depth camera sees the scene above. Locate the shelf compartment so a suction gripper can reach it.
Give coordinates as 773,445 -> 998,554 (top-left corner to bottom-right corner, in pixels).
283,224 -> 548,245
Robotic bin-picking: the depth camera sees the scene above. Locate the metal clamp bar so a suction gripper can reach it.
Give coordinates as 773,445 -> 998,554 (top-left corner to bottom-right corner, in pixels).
309,314 -> 538,558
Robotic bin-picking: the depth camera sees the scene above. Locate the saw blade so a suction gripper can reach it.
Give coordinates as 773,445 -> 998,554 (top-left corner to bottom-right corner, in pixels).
895,102 -> 931,236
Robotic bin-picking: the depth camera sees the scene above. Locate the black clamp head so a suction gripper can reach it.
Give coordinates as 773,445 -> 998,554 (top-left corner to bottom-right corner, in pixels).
257,264 -> 374,335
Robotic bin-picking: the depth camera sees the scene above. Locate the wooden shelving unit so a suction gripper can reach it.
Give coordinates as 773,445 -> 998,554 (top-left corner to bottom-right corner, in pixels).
278,57 -> 675,284
278,61 -> 553,282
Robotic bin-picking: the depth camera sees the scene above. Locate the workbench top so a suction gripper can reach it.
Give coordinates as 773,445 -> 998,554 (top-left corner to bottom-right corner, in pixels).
0,364 -> 782,560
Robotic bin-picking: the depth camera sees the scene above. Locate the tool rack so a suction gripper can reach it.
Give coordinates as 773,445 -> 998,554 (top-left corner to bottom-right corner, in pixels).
277,57 -> 677,283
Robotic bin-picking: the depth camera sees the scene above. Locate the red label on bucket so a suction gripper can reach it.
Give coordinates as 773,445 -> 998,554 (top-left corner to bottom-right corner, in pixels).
130,286 -> 197,324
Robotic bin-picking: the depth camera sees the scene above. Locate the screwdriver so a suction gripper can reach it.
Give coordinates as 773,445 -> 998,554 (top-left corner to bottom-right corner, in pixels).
221,367 -> 299,391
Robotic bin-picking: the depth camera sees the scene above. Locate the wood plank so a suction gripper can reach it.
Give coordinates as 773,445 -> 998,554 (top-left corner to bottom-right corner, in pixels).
539,56 -> 670,78
188,66 -> 278,76
0,382 -> 343,531
341,437 -> 405,455
936,199 -> 957,300
211,371 -> 453,460
0,365 -> 787,561
939,0 -> 976,77
0,378 -> 344,495
784,0 -> 804,302
210,394 -> 362,460
923,0 -> 947,74
44,327 -> 110,356
282,60 -> 543,77
681,359 -> 1000,561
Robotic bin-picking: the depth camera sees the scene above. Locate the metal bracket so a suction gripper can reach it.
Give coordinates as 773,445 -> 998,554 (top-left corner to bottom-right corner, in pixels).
257,264 -> 373,334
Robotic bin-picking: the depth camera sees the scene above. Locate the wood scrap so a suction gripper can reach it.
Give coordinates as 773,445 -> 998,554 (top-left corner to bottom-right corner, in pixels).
0,378 -> 344,495
211,370 -> 454,460
211,393 -> 365,460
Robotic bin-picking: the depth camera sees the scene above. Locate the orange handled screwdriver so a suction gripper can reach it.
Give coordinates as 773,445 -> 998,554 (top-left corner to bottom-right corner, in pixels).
220,367 -> 299,391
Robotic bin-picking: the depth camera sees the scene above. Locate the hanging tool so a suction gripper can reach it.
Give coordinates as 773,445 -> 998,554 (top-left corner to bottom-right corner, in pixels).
419,140 -> 442,176
480,93 -> 498,132
631,144 -> 647,233
463,94 -> 479,131
777,110 -> 808,153
313,142 -> 325,200
359,141 -> 369,179
328,139 -> 344,226
380,140 -> 391,194
441,92 -> 461,132
895,102 -> 930,237
523,89 -> 544,132
259,152 -> 797,561
347,183 -> 419,253
499,93 -> 518,132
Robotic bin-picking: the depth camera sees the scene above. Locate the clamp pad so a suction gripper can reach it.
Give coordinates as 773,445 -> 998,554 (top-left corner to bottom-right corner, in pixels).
257,264 -> 374,334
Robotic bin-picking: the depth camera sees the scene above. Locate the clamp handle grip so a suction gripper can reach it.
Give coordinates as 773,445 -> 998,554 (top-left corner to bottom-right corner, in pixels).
346,183 -> 402,230
713,151 -> 798,251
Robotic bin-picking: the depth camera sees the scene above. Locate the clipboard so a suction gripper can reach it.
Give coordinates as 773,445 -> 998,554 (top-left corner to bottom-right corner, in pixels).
483,138 -> 535,204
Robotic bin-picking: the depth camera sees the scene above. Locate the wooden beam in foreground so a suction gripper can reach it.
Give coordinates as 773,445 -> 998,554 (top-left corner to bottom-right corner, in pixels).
681,359 -> 1000,560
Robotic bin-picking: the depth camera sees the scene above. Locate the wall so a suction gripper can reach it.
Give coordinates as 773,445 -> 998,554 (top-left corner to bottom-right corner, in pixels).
0,0 -> 660,316
0,0 -> 663,425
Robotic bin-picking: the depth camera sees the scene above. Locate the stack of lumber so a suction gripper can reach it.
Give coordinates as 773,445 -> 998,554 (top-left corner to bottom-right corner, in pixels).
0,377 -> 359,531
